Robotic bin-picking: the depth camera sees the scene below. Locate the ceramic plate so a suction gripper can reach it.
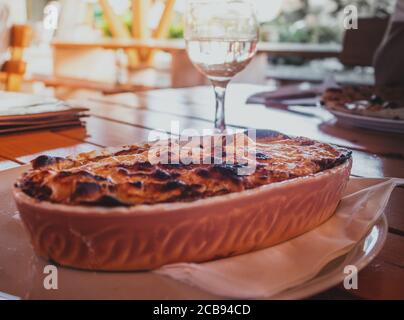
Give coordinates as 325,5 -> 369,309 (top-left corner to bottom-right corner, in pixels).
271,214 -> 387,299
326,108 -> 404,134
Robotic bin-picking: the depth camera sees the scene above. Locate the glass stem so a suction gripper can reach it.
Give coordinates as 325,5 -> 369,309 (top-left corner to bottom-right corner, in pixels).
212,81 -> 229,132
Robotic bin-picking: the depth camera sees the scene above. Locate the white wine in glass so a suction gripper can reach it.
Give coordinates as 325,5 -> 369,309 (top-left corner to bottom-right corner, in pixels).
185,0 -> 259,132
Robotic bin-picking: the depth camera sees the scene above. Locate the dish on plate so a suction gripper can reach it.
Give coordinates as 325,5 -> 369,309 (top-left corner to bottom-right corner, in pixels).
322,85 -> 404,120
13,133 -> 352,271
325,108 -> 404,134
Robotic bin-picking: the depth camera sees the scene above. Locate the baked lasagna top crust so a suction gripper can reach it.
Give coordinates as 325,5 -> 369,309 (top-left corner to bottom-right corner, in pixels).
16,134 -> 351,207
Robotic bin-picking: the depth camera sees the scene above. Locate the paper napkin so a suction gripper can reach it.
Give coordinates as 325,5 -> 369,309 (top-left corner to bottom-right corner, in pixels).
155,178 -> 404,299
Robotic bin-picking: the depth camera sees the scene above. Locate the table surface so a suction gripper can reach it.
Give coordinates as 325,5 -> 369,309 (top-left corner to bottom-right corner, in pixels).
1,84 -> 403,299
51,38 -> 342,59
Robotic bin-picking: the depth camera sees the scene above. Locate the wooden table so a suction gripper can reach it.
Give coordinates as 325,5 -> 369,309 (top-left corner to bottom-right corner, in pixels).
1,84 -> 403,299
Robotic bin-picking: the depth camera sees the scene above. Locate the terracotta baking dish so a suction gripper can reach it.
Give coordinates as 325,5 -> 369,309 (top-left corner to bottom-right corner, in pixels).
13,157 -> 352,271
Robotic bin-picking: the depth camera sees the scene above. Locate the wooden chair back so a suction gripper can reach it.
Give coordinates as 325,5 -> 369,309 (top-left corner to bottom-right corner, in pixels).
100,0 -> 175,66
0,24 -> 32,91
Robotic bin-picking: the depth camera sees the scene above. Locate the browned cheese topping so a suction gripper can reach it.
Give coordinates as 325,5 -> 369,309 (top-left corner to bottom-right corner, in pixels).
16,134 -> 351,207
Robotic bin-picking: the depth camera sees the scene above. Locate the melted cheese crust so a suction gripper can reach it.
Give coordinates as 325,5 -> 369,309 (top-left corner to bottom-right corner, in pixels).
17,134 -> 351,207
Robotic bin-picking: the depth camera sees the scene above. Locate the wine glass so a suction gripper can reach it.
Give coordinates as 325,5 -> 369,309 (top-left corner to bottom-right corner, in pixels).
185,0 -> 259,132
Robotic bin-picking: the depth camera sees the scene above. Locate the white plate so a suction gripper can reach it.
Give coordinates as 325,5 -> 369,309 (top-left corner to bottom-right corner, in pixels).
271,214 -> 388,299
326,108 -> 404,134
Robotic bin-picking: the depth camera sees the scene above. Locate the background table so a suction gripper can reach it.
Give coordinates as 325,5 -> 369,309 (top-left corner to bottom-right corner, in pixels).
51,39 -> 342,59
49,40 -> 342,89
0,84 -> 403,299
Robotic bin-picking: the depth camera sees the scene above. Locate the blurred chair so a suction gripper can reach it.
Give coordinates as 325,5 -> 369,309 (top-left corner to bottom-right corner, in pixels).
0,2 -> 9,88
0,2 -> 8,62
48,0 -> 176,93
0,24 -> 32,91
339,17 -> 389,67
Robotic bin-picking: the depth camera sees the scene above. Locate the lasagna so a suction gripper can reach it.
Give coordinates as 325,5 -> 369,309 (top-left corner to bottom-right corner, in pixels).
16,134 -> 351,207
